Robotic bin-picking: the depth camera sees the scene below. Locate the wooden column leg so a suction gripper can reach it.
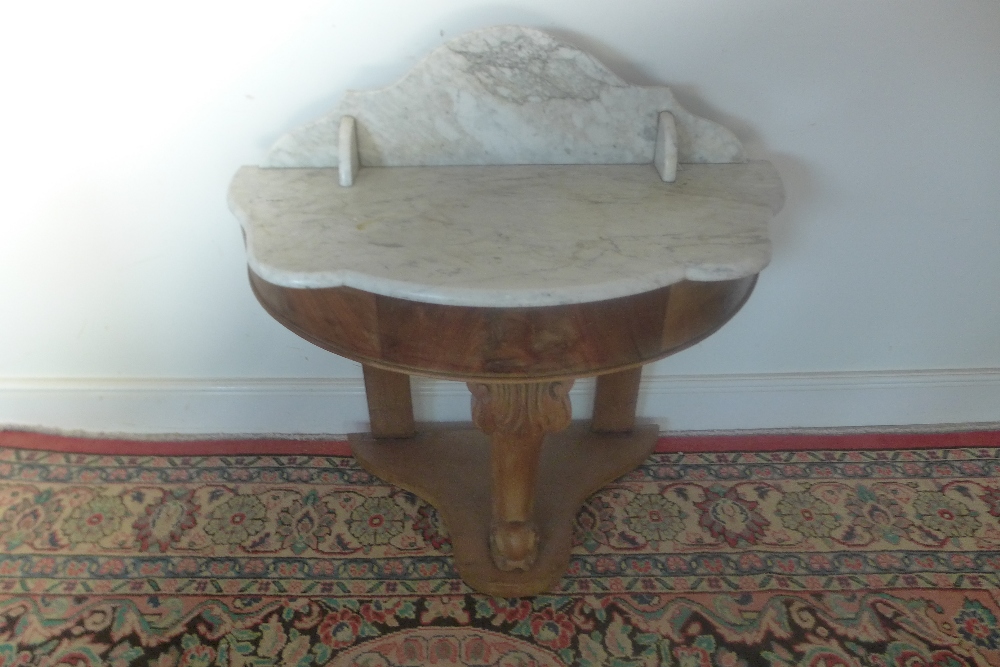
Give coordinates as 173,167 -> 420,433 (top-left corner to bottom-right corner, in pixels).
362,365 -> 416,438
592,367 -> 643,433
468,380 -> 573,571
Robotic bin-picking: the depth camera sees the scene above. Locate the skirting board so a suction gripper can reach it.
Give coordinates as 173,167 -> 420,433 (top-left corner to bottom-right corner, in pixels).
1,369 -> 999,435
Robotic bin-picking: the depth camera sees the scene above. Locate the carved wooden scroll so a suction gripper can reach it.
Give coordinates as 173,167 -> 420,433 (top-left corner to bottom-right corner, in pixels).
468,380 -> 574,570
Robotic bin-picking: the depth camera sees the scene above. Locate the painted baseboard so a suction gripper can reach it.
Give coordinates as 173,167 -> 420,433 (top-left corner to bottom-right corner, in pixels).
1,369 -> 999,436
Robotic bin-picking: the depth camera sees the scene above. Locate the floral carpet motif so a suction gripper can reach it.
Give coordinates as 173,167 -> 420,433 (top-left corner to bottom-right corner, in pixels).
0,430 -> 999,665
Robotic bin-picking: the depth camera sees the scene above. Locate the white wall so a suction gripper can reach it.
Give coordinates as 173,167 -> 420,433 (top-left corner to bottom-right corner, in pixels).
2,1 -> 999,434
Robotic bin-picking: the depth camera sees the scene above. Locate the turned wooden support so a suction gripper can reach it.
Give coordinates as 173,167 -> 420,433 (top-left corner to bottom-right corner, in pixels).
468,380 -> 573,571
362,365 -> 416,438
592,367 -> 643,433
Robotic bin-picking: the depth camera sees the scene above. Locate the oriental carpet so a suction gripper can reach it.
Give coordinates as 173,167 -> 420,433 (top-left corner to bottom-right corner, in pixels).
0,428 -> 998,666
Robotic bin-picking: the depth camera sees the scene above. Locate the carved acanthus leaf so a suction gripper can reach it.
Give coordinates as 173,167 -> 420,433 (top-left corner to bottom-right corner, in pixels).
468,381 -> 573,436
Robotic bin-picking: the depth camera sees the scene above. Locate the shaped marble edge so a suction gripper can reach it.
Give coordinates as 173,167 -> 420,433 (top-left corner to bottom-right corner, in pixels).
228,162 -> 782,308
264,25 -> 745,168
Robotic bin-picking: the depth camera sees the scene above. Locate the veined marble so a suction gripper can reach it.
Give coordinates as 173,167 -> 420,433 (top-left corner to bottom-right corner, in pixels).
230,162 -> 784,307
265,26 -> 745,168
233,26 -> 783,307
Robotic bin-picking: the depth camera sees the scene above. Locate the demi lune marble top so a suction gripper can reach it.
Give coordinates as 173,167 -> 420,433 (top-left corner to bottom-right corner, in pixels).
229,25 -> 784,308
230,162 -> 782,307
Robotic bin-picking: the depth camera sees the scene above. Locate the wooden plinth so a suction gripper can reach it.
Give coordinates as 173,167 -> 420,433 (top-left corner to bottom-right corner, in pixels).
350,422 -> 658,597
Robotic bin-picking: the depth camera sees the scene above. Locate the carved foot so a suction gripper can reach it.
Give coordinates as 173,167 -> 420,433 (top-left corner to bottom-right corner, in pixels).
490,520 -> 539,571
468,380 -> 573,572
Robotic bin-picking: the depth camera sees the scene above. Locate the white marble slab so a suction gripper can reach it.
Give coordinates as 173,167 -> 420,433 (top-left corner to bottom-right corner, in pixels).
229,162 -> 783,307
265,25 -> 745,168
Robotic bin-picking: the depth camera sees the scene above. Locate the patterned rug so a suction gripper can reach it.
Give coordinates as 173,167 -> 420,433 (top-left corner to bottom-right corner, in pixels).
1,428 -> 999,666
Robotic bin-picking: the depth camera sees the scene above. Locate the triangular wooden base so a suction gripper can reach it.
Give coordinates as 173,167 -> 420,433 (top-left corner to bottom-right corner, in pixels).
350,422 -> 658,597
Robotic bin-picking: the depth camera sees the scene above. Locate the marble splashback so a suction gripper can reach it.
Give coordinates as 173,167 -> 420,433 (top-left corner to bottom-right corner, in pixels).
266,26 -> 745,168
230,163 -> 783,307
232,25 -> 783,307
